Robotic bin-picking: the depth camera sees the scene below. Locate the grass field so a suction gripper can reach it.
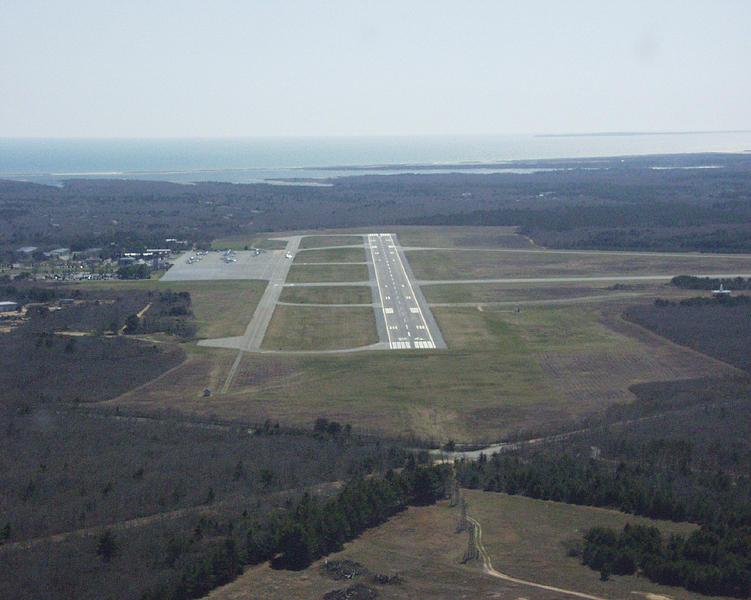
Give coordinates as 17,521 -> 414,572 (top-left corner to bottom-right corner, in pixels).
206,491 -> 710,600
261,306 -> 378,351
463,489 -> 709,600
395,225 -> 537,249
278,285 -> 373,305
224,319 -> 560,441
422,281 -> 663,304
406,248 -> 751,281
285,263 -> 369,284
107,297 -> 735,442
292,246 -> 366,264
298,235 -> 363,249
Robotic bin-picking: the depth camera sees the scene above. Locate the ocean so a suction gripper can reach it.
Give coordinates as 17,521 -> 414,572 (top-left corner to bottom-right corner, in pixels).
1,132 -> 750,186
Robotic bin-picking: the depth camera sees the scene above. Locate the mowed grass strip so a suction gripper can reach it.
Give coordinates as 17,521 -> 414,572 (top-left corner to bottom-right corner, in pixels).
407,248 -> 751,281
293,246 -> 366,264
465,489 -> 704,600
299,235 -> 363,249
279,285 -> 373,305
286,263 -> 369,283
422,282 -> 658,304
261,305 -> 378,351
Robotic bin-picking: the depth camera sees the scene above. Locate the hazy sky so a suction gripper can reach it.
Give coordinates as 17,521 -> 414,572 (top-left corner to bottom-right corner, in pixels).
2,1 -> 749,137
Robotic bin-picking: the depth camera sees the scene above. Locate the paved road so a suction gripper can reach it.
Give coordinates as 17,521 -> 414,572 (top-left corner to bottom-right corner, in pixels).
368,233 -> 446,349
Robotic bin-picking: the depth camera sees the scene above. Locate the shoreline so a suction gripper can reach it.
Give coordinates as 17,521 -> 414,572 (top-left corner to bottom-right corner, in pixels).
2,150 -> 750,187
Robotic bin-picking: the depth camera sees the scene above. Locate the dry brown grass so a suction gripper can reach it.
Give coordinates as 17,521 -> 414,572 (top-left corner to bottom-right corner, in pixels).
204,491 -> 713,600
465,489 -> 714,600
107,296 -> 740,444
104,346 -> 239,412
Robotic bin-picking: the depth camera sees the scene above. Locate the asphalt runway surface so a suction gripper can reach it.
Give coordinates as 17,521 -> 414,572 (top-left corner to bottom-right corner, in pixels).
368,233 -> 446,350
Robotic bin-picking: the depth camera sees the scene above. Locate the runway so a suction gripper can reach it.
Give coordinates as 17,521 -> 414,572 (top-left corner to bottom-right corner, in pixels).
368,233 -> 446,350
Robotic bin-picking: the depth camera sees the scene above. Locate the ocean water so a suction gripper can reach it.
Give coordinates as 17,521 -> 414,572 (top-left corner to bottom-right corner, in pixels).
1,132 -> 750,185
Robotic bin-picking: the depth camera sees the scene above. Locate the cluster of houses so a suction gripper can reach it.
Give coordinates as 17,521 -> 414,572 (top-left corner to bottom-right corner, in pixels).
8,241 -> 185,281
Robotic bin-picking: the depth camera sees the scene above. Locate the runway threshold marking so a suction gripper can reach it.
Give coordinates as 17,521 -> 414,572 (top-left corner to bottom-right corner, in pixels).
389,234 -> 436,349
370,232 -> 437,350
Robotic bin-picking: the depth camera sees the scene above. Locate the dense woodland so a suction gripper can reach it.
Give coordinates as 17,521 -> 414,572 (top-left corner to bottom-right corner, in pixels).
0,286 -> 197,410
3,153 -> 751,258
0,403 -> 449,599
624,296 -> 751,371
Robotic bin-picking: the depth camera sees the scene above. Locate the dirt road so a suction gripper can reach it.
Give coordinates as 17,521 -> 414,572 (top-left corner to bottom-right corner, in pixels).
466,515 -> 610,600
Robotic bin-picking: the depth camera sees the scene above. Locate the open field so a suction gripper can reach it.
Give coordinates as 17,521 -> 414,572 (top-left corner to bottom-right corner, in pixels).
205,492 -> 711,600
292,246 -> 366,263
512,302 -> 738,411
395,225 -> 538,249
261,305 -> 378,351
298,235 -> 363,249
278,285 -> 372,305
407,248 -> 751,281
220,346 -> 557,442
188,280 -> 267,339
285,263 -> 369,284
463,489 -> 710,600
423,281 -> 664,304
107,298 -> 738,442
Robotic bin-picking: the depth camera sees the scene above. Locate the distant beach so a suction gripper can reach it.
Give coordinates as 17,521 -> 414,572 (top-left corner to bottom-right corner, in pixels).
2,132 -> 750,186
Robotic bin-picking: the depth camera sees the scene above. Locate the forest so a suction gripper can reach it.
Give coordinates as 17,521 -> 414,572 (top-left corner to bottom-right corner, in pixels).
0,401 -> 449,599
624,296 -> 751,371
3,153 -> 751,259
0,285 -> 196,410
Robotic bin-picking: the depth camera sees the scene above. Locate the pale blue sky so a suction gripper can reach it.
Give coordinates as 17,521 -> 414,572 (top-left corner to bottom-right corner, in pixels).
1,0 -> 749,137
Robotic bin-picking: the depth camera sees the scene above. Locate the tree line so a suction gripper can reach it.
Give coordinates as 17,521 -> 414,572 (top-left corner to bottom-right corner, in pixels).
672,275 -> 751,290
140,464 -> 451,600
582,522 -> 751,597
